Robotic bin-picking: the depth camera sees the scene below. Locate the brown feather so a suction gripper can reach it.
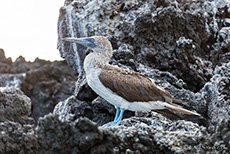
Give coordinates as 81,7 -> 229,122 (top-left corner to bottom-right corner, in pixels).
172,98 -> 183,104
99,65 -> 173,103
154,109 -> 183,119
164,104 -> 201,116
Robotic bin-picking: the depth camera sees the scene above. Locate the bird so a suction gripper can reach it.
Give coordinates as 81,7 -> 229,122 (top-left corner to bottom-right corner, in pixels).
62,36 -> 201,127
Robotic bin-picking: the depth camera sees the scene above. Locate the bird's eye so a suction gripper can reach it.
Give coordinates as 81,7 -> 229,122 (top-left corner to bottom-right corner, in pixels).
91,38 -> 95,42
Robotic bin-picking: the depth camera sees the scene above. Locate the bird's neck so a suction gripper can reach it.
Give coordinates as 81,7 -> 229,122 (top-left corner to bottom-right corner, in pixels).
83,52 -> 111,73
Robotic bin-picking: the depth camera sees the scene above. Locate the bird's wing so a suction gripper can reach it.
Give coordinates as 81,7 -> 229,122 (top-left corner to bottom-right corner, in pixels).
98,65 -> 173,103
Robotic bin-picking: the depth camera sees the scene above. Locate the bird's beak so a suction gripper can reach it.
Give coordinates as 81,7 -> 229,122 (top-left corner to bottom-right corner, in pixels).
62,37 -> 96,49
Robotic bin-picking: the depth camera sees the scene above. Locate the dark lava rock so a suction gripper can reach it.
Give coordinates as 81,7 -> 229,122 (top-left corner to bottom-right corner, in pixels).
0,121 -> 38,154
55,0 -> 230,153
0,88 -> 119,154
211,119 -> 230,152
11,56 -> 35,73
0,88 -> 37,154
21,61 -> 77,122
0,49 -> 78,123
37,114 -> 118,154
211,27 -> 230,66
21,61 -> 76,96
132,1 -> 213,92
110,116 -> 215,154
0,49 -> 48,74
0,87 -> 32,124
0,49 -> 12,73
1,0 -> 230,153
31,80 -> 76,123
0,73 -> 25,88
201,61 -> 230,135
57,0 -> 220,92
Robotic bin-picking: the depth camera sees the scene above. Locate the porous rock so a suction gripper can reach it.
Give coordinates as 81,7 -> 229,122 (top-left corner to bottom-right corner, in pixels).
0,121 -> 38,154
201,62 -> 230,132
11,56 -> 34,73
110,115 -> 216,154
37,114 -> 118,154
1,0 -> 230,153
0,49 -> 12,73
0,73 -> 25,88
57,0 -> 221,92
0,48 -> 78,123
21,61 -> 77,122
55,0 -> 230,153
0,88 -> 37,153
0,87 -> 32,124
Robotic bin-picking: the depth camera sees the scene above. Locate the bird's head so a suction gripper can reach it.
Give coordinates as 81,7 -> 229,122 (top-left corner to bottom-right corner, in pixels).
62,36 -> 113,59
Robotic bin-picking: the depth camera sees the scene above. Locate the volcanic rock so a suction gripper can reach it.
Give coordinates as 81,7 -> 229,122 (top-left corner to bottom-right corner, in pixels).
0,87 -> 32,124
55,0 -> 230,153
1,0 -> 230,153
36,114 -> 118,154
21,61 -> 77,122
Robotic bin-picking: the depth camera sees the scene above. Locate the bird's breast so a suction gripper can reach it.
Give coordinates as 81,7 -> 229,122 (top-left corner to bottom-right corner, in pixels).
85,69 -> 129,108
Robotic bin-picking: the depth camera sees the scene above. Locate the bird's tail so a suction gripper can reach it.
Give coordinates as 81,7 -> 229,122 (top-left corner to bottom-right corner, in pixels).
155,109 -> 183,119
172,97 -> 183,104
164,103 -> 201,116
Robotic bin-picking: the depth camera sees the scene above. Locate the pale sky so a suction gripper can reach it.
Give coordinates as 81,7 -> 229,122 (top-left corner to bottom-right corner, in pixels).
0,0 -> 64,62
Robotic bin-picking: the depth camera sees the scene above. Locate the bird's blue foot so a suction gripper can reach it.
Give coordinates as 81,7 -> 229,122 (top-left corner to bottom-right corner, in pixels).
102,120 -> 120,127
103,107 -> 125,128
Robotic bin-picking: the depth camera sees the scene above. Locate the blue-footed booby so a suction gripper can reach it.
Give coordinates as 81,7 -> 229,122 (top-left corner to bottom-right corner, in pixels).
62,36 -> 200,127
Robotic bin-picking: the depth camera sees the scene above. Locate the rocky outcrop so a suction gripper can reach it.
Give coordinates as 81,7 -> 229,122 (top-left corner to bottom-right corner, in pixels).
0,88 -> 117,154
0,87 -> 32,124
1,0 -> 230,153
201,62 -> 230,133
37,114 -> 118,154
21,61 -> 77,122
55,0 -> 230,153
0,87 -> 228,154
58,0 -> 226,92
112,116 -> 212,154
0,87 -> 37,154
0,121 -> 38,154
0,49 -> 77,122
0,49 -> 44,75
0,49 -> 12,73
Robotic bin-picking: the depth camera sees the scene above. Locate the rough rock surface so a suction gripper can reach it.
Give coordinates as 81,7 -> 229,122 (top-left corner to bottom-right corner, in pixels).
0,0 -> 230,153
0,49 -> 12,73
0,87 -> 37,154
0,49 -> 78,122
0,88 -> 226,154
0,121 -> 38,154
37,114 -> 118,154
0,87 -> 32,124
201,62 -> 230,133
0,90 -> 118,154
57,0 -> 221,92
21,61 -> 77,122
0,73 -> 25,88
111,116 -> 212,154
55,0 -> 230,153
